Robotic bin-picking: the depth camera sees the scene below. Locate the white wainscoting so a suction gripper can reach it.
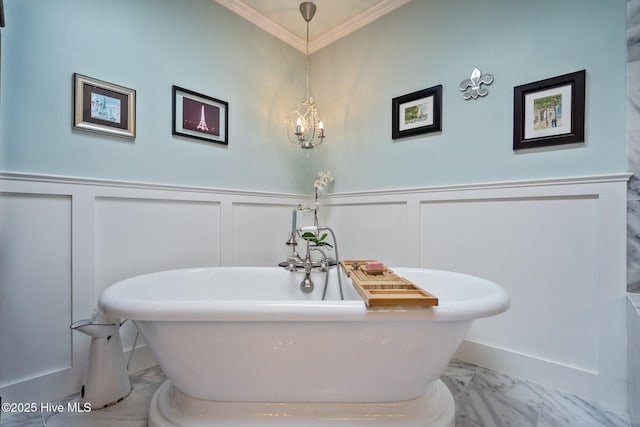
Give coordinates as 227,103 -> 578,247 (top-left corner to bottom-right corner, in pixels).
320,201 -> 409,266
323,175 -> 629,413
0,193 -> 72,388
0,174 -> 301,404
0,172 -> 630,413
232,202 -> 298,267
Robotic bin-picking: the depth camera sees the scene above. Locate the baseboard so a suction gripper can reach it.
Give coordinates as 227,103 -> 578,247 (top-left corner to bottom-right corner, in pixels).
0,365 -> 84,404
0,346 -> 157,405
455,340 -> 626,414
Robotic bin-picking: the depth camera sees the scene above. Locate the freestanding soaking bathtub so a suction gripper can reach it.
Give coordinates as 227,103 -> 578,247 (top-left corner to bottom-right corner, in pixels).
99,266 -> 509,427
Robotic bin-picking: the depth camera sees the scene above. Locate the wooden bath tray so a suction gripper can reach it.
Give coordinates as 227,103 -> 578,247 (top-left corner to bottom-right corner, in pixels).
340,260 -> 438,307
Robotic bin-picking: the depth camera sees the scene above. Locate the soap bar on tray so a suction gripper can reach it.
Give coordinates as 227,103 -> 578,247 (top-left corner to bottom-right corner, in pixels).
364,261 -> 384,274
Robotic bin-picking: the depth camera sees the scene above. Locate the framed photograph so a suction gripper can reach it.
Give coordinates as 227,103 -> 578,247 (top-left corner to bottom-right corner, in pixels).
392,85 -> 442,140
73,73 -> 136,138
513,70 -> 585,150
172,85 -> 228,145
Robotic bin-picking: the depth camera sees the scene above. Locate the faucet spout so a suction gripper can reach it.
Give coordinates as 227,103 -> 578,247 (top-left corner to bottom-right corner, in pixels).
300,241 -> 315,292
300,273 -> 314,293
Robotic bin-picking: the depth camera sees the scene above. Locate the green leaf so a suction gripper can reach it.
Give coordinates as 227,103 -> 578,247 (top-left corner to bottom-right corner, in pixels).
299,231 -> 333,248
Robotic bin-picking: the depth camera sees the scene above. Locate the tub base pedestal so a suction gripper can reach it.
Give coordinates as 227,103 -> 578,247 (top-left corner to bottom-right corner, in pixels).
148,379 -> 455,427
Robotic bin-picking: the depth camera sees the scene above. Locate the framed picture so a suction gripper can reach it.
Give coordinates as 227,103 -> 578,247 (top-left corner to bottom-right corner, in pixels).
73,73 -> 136,138
513,70 -> 585,150
392,85 -> 442,139
172,85 -> 228,145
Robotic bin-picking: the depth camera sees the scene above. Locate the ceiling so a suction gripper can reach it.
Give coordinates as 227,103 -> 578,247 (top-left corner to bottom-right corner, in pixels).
214,0 -> 412,53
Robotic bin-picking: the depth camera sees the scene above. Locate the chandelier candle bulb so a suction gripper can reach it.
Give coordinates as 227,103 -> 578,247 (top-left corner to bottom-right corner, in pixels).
292,208 -> 297,234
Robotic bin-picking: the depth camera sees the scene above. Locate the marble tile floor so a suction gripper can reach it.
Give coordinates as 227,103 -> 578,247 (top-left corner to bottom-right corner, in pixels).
1,359 -> 630,427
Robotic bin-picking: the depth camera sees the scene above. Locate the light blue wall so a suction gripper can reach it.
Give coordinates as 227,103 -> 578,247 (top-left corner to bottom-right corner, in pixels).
309,0 -> 628,192
0,0 -> 629,194
0,0 -> 311,193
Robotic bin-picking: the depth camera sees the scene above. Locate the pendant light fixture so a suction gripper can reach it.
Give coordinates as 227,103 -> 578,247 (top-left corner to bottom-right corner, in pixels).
286,2 -> 325,150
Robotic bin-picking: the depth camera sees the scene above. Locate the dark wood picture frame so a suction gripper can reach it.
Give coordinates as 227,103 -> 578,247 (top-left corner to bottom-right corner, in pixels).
513,70 -> 585,150
392,85 -> 442,140
172,85 -> 228,145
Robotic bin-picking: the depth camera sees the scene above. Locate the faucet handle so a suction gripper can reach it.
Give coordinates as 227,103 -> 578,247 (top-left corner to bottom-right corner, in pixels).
287,258 -> 298,271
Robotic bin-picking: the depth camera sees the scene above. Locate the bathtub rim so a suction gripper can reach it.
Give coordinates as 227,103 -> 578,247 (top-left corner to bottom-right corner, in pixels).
98,266 -> 509,322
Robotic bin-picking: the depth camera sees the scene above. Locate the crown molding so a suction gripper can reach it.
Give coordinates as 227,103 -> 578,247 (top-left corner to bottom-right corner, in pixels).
214,0 -> 412,54
309,0 -> 412,53
214,0 -> 306,52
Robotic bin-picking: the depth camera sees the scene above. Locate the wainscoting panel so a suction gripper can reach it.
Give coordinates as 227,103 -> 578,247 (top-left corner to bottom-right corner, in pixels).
323,175 -> 628,412
94,197 -> 222,293
421,196 -> 600,372
413,179 -> 627,412
231,202 -> 296,266
0,174 -> 301,403
93,197 -> 223,361
0,193 -> 72,388
322,202 -> 408,266
0,172 -> 630,413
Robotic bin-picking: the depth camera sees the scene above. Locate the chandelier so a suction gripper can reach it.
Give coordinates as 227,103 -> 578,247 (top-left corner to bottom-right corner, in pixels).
286,2 -> 325,150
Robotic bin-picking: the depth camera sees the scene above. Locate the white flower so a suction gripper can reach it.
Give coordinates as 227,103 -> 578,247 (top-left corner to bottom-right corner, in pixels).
314,170 -> 334,194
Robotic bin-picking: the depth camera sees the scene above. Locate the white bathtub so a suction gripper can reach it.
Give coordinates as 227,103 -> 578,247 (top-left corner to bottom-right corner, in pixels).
99,266 -> 509,427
